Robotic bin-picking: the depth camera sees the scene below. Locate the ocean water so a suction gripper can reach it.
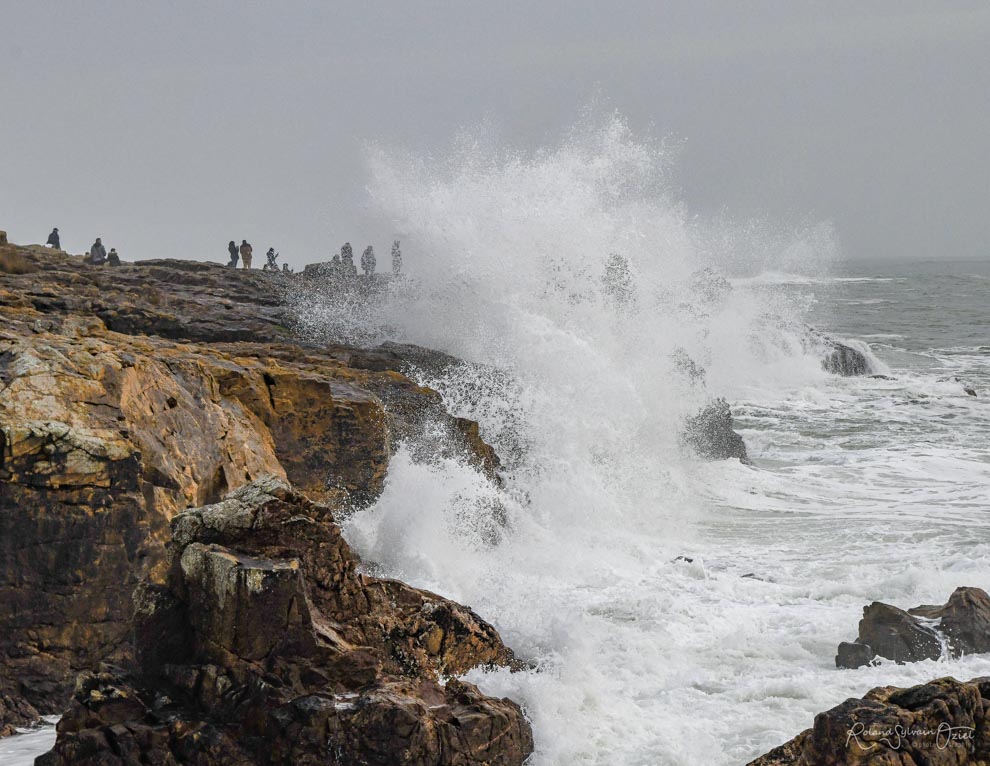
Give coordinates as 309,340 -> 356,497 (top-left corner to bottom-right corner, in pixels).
8,121 -> 988,765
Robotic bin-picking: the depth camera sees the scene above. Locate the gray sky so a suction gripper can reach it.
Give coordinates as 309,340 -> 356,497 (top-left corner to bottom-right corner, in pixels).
2,1 -> 988,267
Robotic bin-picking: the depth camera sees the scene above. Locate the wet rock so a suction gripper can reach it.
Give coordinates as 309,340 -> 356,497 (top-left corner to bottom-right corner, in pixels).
801,326 -> 876,377
836,588 -> 990,668
916,587 -> 990,657
749,676 -> 989,765
857,602 -> 944,664
835,641 -> 876,670
822,340 -> 873,376
0,694 -> 40,736
39,478 -> 533,766
938,376 -> 978,396
682,397 -> 751,464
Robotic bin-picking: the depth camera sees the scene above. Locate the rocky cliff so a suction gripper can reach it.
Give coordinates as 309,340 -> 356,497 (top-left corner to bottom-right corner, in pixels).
0,235 -> 521,760
38,478 -> 532,765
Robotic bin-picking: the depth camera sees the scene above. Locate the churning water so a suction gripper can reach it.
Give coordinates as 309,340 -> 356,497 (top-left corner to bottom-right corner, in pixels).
325,118 -> 990,765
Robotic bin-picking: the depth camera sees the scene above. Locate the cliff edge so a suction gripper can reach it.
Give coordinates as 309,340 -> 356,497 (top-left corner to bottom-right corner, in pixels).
0,235 -> 529,763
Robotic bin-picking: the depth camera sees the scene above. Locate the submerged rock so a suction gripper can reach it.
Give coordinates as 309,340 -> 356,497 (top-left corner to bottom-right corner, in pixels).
821,340 -> 873,376
836,587 -> 990,668
801,326 -> 876,377
938,376 -> 978,396
39,477 -> 533,765
682,398 -> 751,464
750,676 -> 990,765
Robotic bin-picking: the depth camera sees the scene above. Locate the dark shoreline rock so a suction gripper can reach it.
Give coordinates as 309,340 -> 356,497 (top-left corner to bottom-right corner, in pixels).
682,397 -> 751,464
821,340 -> 873,377
749,676 -> 990,765
836,587 -> 990,669
38,477 -> 533,765
801,325 -> 876,377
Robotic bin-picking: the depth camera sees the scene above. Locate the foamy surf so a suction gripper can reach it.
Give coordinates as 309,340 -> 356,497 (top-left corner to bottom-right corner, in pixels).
287,118 -> 990,764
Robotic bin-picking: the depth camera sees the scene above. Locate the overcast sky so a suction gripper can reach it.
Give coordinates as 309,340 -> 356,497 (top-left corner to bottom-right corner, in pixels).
2,1 -> 988,267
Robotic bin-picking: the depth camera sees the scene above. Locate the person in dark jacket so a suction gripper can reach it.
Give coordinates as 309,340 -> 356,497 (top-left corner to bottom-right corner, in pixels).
227,240 -> 239,267
46,228 -> 60,249
90,238 -> 107,265
341,243 -> 356,276
107,248 -> 121,267
391,240 -> 402,275
361,245 -> 376,276
264,248 -> 279,271
239,240 -> 253,269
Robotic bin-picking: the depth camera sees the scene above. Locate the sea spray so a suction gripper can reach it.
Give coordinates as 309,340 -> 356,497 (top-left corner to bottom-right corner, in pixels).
285,114 -> 960,765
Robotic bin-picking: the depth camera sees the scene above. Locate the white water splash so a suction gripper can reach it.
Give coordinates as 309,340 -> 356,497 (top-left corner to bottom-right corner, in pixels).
292,114 -> 990,765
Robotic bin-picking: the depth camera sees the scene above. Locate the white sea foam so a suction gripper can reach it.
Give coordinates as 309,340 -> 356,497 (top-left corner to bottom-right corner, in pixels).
289,115 -> 985,764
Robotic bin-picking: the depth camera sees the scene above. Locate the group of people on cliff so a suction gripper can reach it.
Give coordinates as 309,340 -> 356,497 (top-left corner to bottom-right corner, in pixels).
226,240 -> 291,272
47,228 -> 121,266
326,241 -> 402,277
44,225 -> 403,277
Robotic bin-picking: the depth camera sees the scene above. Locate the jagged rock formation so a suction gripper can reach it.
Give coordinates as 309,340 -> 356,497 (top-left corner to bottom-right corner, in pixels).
682,397 -> 751,464
836,587 -> 990,668
749,676 -> 990,765
38,478 -> 533,765
0,239 -> 505,734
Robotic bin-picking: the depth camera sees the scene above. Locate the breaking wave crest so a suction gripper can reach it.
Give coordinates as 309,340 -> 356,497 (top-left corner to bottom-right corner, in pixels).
288,113 -> 854,764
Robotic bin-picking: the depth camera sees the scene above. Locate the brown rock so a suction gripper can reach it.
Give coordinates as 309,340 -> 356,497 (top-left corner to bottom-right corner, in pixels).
39,477 -> 533,765
0,236 -> 505,732
857,602 -> 944,664
925,587 -> 990,657
749,676 -> 989,765
836,588 -> 990,668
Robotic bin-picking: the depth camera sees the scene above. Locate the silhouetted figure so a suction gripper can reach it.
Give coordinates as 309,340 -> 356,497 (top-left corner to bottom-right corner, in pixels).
282,263 -> 293,274
361,246 -> 376,276
227,240 -> 239,267
239,240 -> 253,269
107,248 -> 121,267
46,228 -> 60,249
602,253 -> 633,306
341,243 -> 356,276
391,240 -> 402,275
264,248 -> 279,271
90,238 -> 107,265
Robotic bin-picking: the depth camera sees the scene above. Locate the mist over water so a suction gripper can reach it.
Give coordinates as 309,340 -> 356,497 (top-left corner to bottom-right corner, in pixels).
289,116 -> 990,765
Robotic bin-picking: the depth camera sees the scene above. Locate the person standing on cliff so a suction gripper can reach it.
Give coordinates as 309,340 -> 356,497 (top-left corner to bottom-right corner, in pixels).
239,240 -> 253,269
89,238 -> 107,265
391,240 -> 402,275
227,240 -> 239,268
341,243 -> 356,276
46,228 -> 60,249
361,245 -> 376,276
